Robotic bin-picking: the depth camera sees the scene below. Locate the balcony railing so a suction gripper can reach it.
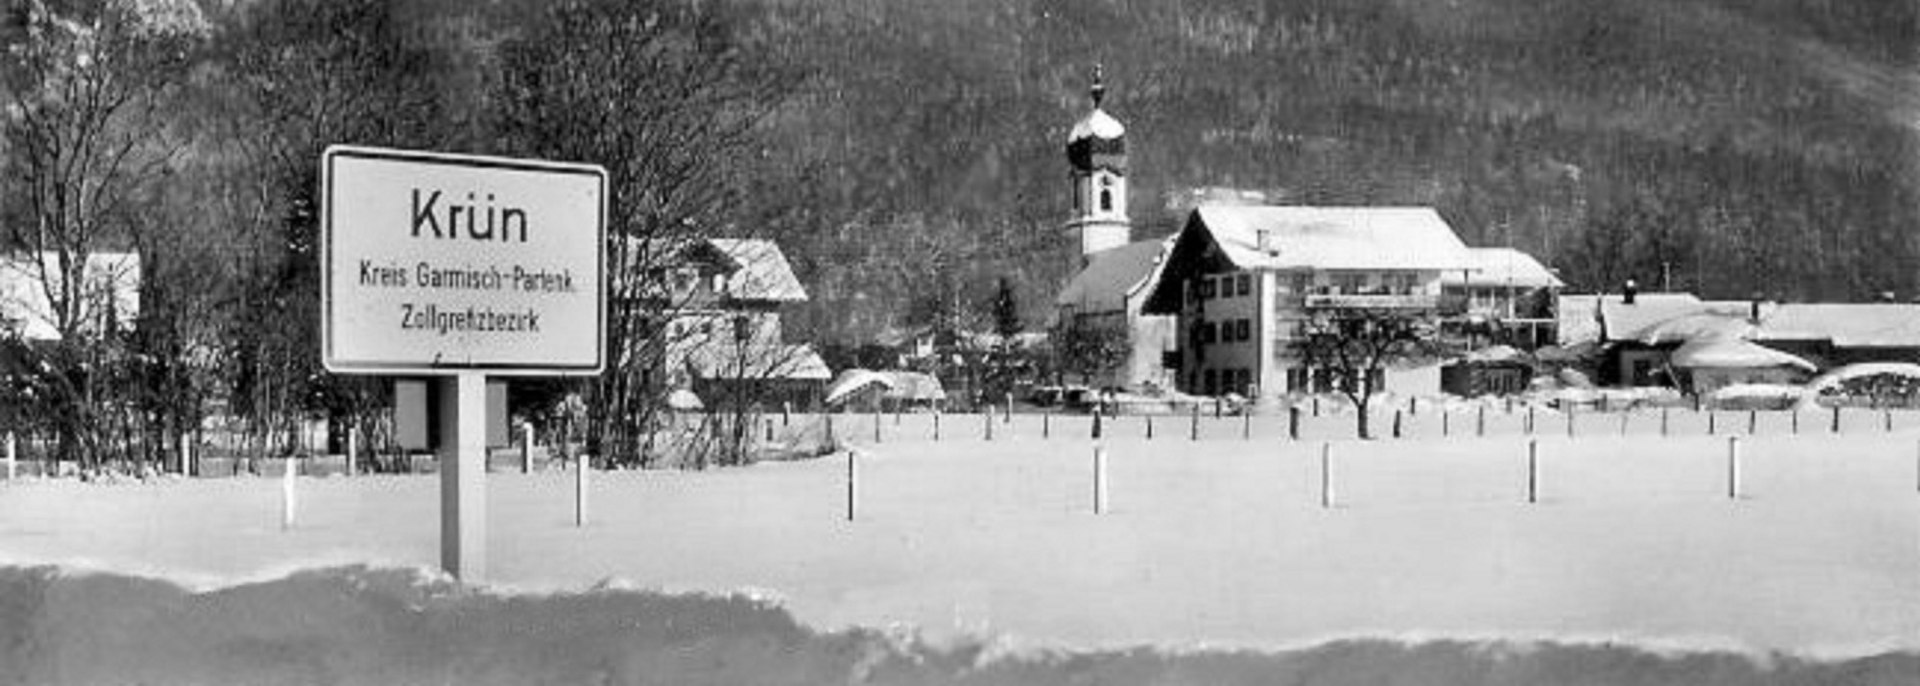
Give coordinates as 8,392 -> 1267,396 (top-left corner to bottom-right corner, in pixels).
1301,293 -> 1454,311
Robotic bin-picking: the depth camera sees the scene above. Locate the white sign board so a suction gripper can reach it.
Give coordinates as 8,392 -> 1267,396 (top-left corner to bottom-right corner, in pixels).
322,146 -> 606,375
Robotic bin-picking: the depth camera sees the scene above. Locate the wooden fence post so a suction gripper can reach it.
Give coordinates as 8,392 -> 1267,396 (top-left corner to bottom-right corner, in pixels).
575,454 -> 590,527
845,450 -> 857,522
1831,405 -> 1841,434
1392,410 -> 1402,439
1726,436 -> 1741,500
281,457 -> 297,531
1320,442 -> 1335,509
1527,439 -> 1539,504
1093,446 -> 1108,515
1289,406 -> 1301,441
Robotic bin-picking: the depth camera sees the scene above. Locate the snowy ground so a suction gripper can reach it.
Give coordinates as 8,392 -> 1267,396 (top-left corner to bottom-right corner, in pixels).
3,421 -> 1919,658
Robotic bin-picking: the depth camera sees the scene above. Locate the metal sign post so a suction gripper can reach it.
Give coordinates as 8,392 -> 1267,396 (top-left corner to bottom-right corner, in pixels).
321,145 -> 606,583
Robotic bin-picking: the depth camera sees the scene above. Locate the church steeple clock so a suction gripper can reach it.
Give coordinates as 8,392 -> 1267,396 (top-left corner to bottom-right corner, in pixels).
1065,65 -> 1131,261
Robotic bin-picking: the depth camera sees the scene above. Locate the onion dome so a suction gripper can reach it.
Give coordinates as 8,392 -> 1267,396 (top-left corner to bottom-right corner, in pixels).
1066,65 -> 1126,173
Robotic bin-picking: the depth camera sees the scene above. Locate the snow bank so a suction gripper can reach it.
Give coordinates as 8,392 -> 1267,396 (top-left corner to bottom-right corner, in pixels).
2,564 -> 1914,685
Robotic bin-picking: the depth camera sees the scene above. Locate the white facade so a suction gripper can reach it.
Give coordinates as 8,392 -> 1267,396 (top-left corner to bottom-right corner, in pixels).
1178,267 -> 1448,396
1144,206 -> 1474,400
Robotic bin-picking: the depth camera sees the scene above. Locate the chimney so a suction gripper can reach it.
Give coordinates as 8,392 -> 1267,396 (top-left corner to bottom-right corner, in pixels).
1622,279 -> 1638,305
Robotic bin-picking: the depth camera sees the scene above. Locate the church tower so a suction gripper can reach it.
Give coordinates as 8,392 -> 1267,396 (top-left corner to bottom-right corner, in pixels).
1065,65 -> 1131,261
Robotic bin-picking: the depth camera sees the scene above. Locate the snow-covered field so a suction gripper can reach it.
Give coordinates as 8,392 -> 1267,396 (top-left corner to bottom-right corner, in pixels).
6,426 -> 1919,647
3,420 -> 1919,682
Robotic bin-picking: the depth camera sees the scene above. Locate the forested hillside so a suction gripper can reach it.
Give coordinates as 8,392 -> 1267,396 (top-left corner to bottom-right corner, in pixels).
738,0 -> 1920,344
4,0 -> 1915,463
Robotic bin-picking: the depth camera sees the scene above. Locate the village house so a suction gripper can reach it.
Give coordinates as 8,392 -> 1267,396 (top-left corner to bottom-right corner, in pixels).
0,251 -> 141,342
1556,287 -> 1920,394
1138,205 -> 1475,401
626,237 -> 830,409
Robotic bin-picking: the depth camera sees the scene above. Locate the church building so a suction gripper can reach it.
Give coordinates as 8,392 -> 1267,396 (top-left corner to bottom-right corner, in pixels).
1052,69 -> 1179,391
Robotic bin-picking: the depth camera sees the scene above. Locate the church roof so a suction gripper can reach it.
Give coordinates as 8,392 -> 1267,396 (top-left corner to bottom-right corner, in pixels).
1068,109 -> 1125,142
1055,238 -> 1170,312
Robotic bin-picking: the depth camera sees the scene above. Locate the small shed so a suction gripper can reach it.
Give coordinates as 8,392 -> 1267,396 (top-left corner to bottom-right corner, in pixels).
1671,338 -> 1815,395
1441,346 -> 1533,397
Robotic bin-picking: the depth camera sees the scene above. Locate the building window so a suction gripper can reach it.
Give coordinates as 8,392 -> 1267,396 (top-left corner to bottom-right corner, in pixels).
1368,368 -> 1385,391
1236,319 -> 1251,341
1202,322 -> 1217,344
733,315 -> 751,342
1287,367 -> 1306,392
1200,278 -> 1215,300
1203,369 -> 1218,396
1237,369 -> 1253,395
1100,189 -> 1112,211
1237,274 -> 1251,296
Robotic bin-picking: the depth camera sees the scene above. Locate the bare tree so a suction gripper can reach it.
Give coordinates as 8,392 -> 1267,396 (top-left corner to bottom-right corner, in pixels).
1,0 -> 207,468
1051,315 -> 1129,388
1293,308 -> 1443,439
491,0 -> 796,465
214,0 -> 452,459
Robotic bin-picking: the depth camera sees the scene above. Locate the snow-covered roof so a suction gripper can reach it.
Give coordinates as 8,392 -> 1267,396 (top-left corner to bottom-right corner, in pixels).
1068,108 -> 1124,142
1187,206 -> 1474,272
1670,338 -> 1815,372
0,251 -> 141,341
1557,292 -> 1750,345
676,342 -> 830,381
707,238 -> 808,302
1806,362 -> 1920,392
880,370 -> 946,401
826,369 -> 895,405
1054,237 -> 1171,312
1441,248 -> 1563,289
1755,304 -> 1920,348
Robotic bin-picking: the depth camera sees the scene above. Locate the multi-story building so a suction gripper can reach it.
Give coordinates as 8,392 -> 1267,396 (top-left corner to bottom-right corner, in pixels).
627,237 -> 830,408
1140,206 -> 1475,400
